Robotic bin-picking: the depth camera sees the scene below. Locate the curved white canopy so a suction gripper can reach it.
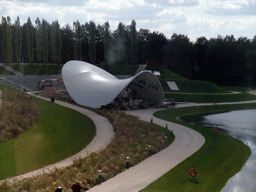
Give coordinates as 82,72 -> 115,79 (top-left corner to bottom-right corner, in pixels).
62,60 -> 164,108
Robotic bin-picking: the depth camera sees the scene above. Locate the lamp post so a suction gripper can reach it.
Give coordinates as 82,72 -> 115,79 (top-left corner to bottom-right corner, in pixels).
126,157 -> 130,169
98,170 -> 102,183
148,145 -> 152,156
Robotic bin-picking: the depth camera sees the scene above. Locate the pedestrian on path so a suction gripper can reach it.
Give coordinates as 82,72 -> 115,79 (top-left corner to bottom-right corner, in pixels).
71,180 -> 83,192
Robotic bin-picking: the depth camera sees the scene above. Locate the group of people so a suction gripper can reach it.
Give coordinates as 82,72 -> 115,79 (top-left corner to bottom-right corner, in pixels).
55,181 -> 82,192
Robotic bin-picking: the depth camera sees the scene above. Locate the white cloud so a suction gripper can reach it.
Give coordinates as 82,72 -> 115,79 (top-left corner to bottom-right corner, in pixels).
1,0 -> 256,41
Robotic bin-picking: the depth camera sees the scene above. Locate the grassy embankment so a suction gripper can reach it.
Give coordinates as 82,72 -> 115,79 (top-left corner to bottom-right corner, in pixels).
0,109 -> 175,191
155,68 -> 256,102
0,84 -> 96,180
0,63 -> 63,75
141,103 -> 254,192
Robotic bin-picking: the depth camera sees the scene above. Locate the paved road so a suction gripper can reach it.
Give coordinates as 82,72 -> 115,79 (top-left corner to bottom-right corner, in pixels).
4,94 -> 114,182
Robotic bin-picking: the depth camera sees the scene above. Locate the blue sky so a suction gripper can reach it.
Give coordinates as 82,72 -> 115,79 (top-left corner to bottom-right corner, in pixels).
1,0 -> 256,41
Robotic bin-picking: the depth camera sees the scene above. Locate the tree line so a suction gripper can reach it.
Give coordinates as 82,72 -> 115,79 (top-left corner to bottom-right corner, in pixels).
1,16 -> 256,86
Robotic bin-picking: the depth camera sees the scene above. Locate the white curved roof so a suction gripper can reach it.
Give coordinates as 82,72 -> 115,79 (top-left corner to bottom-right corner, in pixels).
62,60 -> 164,108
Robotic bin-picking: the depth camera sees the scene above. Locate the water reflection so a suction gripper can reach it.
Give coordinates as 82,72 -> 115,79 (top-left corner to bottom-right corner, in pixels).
199,109 -> 256,192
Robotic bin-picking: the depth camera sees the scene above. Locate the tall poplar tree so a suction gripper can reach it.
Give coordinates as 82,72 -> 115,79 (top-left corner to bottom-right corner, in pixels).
41,19 -> 49,63
130,20 -> 138,64
26,17 -> 34,63
35,17 -> 42,62
73,20 -> 82,60
104,21 -> 111,64
13,17 -> 22,63
1,17 -> 8,63
89,21 -> 96,64
6,16 -> 13,63
51,20 -> 61,63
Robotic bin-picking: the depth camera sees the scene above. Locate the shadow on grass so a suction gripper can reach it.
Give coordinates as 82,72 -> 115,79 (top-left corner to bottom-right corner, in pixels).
190,179 -> 198,184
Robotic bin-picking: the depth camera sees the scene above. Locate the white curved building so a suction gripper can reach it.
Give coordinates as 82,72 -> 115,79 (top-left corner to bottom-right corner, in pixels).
62,60 -> 164,108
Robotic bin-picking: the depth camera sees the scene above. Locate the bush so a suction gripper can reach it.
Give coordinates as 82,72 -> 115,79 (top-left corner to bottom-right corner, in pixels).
0,90 -> 38,142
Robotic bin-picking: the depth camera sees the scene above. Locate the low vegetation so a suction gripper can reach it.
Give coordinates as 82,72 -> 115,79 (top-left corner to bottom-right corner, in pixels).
0,88 -> 38,142
0,110 -> 174,191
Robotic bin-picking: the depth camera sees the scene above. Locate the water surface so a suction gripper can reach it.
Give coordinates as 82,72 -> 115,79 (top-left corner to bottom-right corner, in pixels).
200,109 -> 256,192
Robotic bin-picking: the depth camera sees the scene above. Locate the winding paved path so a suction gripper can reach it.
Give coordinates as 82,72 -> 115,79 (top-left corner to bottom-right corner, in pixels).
4,90 -> 256,191
87,107 -> 205,192
4,94 -> 114,182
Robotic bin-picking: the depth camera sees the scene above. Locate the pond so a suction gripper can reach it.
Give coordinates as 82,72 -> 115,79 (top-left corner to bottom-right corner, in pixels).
199,109 -> 256,192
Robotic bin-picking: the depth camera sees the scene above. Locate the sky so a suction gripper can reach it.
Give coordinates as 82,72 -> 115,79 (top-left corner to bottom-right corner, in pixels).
1,0 -> 256,41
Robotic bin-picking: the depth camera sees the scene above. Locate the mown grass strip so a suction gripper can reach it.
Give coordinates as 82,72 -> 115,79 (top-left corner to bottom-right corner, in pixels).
0,95 -> 96,180
164,92 -> 256,103
141,104 -> 254,192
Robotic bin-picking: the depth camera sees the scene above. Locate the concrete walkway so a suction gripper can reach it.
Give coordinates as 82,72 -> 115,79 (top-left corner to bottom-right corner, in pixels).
4,94 -> 114,182
87,108 -> 205,192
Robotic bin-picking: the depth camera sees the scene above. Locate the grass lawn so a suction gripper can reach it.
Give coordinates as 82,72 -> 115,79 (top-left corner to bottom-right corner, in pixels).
141,103 -> 254,192
0,95 -> 96,180
165,92 -> 256,103
7,63 -> 63,75
161,80 -> 229,93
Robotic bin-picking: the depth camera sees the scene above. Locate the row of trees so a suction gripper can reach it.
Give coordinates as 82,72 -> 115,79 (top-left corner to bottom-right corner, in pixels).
0,16 -> 61,64
1,16 -> 256,86
0,16 -> 139,65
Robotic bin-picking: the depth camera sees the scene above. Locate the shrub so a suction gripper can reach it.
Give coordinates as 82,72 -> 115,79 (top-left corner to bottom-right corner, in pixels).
0,90 -> 38,142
